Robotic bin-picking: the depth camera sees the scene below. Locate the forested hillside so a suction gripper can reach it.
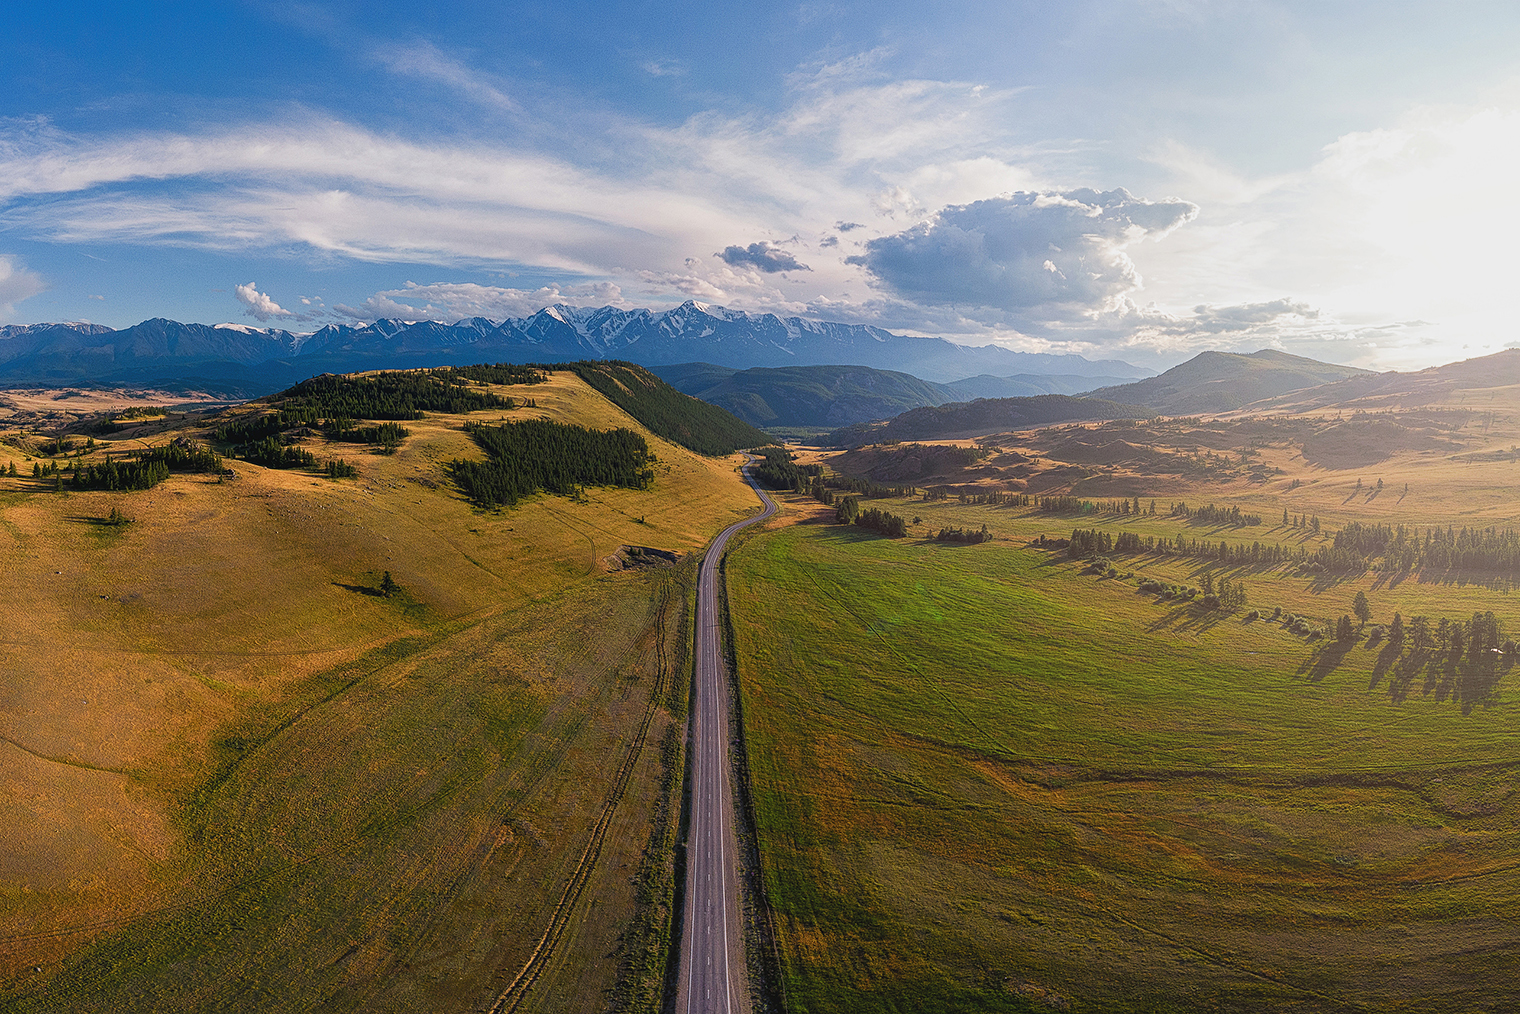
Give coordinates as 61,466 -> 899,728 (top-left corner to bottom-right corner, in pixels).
565,360 -> 773,454
828,394 -> 1148,447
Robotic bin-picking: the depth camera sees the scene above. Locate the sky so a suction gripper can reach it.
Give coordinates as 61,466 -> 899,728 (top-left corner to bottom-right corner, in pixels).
4,1 -> 1520,371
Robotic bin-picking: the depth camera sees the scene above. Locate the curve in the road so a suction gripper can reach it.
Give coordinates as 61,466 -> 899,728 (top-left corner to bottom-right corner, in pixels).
678,456 -> 776,1014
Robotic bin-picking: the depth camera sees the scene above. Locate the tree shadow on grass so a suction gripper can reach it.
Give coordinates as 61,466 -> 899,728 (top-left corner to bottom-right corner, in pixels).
333,582 -> 385,597
1297,638 -> 1355,683
63,514 -> 130,526
1387,649 -> 1429,703
1368,638 -> 1403,692
1144,601 -> 1232,636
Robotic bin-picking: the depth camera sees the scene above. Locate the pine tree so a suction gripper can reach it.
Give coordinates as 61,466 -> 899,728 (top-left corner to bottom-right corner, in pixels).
380,571 -> 399,597
1352,591 -> 1371,627
1337,614 -> 1355,642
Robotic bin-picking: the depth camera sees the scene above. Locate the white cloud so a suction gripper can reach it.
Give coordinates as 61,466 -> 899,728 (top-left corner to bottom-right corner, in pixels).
371,41 -> 516,111
848,189 -> 1198,320
334,280 -> 626,322
641,59 -> 685,78
234,281 -> 297,321
0,254 -> 47,318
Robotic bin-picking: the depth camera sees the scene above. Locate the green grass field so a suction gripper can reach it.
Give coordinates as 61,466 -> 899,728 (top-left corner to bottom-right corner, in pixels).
727,497 -> 1520,1012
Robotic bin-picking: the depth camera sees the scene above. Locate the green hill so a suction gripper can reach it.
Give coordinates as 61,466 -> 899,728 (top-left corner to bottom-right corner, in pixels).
1086,349 -> 1370,414
564,360 -> 774,453
650,363 -> 1137,429
827,393 -> 1149,447
649,362 -> 953,428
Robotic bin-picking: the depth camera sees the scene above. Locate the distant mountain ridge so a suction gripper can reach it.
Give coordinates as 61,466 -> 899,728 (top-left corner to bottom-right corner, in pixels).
651,362 -> 1137,428
1086,349 -> 1371,414
0,302 -> 1152,393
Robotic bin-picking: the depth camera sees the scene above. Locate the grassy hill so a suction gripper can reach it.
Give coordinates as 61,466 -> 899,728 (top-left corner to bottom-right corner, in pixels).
0,366 -> 762,1012
650,362 -> 954,428
1087,348 -> 1370,414
651,362 -> 1134,429
827,393 -> 1149,447
1251,346 -> 1520,412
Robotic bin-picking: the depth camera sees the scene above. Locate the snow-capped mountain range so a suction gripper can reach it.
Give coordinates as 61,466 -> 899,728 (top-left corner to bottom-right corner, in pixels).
0,302 -> 1151,393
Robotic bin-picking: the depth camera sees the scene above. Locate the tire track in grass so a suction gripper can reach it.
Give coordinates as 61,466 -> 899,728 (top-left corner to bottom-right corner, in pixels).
342,578 -> 675,1010
482,580 -> 675,1014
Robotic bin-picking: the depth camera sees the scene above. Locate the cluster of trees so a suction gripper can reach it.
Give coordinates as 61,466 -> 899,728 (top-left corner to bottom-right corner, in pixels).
444,364 -> 546,386
274,370 -> 517,419
934,525 -> 993,544
450,419 -> 656,507
1199,570 -> 1247,611
70,442 -> 224,491
213,407 -> 322,445
214,369 -> 521,450
752,447 -> 818,490
1327,522 -> 1520,575
1281,510 -> 1323,531
1170,502 -> 1262,526
829,474 -> 913,498
1378,609 -> 1509,658
1067,527 -> 1353,570
832,495 -> 909,536
564,361 -> 773,456
1036,495 -> 1097,513
325,420 -> 410,448
922,488 -> 1029,506
1068,528 -> 1114,558
325,459 -> 358,479
241,437 -> 316,470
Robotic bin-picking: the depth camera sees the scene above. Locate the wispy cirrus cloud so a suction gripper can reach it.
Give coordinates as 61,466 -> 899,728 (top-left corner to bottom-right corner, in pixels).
333,279 -> 626,322
370,40 -> 517,111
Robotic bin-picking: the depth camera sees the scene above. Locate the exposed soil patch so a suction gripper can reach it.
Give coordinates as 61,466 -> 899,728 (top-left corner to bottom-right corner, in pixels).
605,545 -> 683,571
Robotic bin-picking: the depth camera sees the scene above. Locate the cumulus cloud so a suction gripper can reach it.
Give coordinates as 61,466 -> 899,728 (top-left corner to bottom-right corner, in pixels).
0,255 -> 48,318
234,281 -> 297,321
718,242 -> 810,273
847,189 -> 1198,320
1187,298 -> 1319,334
334,280 -> 626,322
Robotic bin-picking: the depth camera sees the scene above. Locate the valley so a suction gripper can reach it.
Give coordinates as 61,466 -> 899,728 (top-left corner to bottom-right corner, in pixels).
3,342 -> 1520,1012
726,353 -> 1520,1011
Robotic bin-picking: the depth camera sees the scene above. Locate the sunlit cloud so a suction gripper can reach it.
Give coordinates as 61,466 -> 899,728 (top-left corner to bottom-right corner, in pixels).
0,254 -> 47,316
234,281 -> 299,321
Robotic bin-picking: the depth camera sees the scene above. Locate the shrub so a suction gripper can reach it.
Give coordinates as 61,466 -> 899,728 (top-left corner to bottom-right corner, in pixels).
1244,609 -> 1260,621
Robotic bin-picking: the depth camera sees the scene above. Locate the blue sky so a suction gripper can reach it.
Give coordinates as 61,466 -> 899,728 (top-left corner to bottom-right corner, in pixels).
4,1 -> 1520,369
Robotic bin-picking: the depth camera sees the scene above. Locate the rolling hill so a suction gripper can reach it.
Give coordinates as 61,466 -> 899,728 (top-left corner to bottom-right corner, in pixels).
1248,347 -> 1520,411
1086,349 -> 1370,414
0,363 -> 762,1012
827,393 -> 1150,447
651,362 -> 1134,428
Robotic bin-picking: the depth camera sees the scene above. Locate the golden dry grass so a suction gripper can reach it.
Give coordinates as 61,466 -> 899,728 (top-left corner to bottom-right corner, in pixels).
0,370 -> 756,1011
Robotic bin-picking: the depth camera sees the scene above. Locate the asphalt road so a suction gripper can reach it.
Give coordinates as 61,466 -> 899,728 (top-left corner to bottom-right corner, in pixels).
677,458 -> 777,1014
